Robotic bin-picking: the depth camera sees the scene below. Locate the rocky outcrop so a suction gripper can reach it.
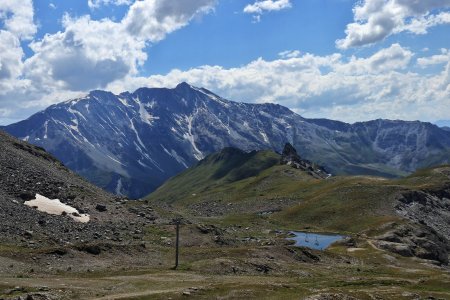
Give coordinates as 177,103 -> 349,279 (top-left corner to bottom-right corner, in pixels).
375,223 -> 450,264
280,143 -> 329,179
395,189 -> 450,241
374,171 -> 450,264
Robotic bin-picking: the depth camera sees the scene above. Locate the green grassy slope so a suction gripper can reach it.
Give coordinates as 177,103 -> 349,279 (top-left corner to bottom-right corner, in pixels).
148,148 -> 280,204
146,147 -> 450,235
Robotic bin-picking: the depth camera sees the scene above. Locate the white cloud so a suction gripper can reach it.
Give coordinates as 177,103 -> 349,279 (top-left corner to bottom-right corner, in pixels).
105,44 -> 449,123
335,43 -> 413,75
417,49 -> 449,68
10,0 -> 216,92
24,14 -> 145,91
0,0 -> 34,94
244,0 -> 292,14
402,11 -> 450,34
0,0 -> 218,123
243,0 -> 291,21
88,0 -> 133,9
0,0 -> 36,40
337,0 -> 450,49
0,31 -> 25,82
278,50 -> 301,59
123,0 -> 216,42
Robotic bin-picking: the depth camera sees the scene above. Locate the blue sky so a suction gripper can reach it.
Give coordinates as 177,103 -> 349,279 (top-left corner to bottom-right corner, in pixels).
1,0 -> 450,125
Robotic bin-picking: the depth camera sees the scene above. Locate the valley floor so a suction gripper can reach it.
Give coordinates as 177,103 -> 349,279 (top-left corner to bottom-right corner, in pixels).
1,233 -> 450,300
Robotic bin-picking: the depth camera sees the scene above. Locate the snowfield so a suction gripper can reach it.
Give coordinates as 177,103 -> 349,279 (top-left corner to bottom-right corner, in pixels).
24,194 -> 90,223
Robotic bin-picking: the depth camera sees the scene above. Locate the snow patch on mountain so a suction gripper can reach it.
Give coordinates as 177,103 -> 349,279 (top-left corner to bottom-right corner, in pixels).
138,101 -> 158,125
130,119 -> 146,150
260,131 -> 269,143
68,106 -> 87,121
183,114 -> 204,160
115,178 -> 123,196
25,194 -> 90,223
117,96 -> 132,107
161,144 -> 188,168
43,120 -> 49,139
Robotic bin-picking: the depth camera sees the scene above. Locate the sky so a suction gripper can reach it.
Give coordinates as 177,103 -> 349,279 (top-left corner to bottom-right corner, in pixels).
0,0 -> 450,126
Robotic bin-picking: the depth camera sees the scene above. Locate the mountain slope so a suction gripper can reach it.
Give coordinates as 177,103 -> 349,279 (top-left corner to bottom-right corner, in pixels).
0,130 -> 152,247
3,83 -> 450,198
146,145 -> 327,215
146,146 -> 450,264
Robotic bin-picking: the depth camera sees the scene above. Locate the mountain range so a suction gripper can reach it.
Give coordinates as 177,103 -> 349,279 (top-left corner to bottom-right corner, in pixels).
3,82 -> 450,198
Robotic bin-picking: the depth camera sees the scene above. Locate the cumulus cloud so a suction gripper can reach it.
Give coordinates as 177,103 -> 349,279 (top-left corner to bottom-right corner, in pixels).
335,43 -> 413,75
5,0 -> 216,93
417,49 -> 449,68
337,0 -> 450,49
123,0 -> 216,42
0,31 -> 24,82
243,0 -> 291,22
0,0 -> 36,40
104,44 -> 449,123
24,15 -> 145,91
244,0 -> 291,14
26,0 -> 217,91
0,0 -> 218,123
0,0 -> 34,90
278,50 -> 301,59
88,0 -> 133,9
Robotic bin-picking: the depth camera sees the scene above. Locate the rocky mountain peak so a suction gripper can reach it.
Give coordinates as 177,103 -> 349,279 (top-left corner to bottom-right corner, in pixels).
281,143 -> 301,162
281,143 -> 329,179
176,82 -> 192,89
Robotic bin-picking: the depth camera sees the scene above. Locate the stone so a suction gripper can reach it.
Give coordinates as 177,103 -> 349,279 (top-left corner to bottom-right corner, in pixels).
95,204 -> 107,212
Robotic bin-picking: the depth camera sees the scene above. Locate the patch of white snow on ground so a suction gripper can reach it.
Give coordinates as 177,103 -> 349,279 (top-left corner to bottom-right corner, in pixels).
24,194 -> 90,223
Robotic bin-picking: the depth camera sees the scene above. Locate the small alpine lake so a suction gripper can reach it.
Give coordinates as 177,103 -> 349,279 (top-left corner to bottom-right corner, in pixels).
287,231 -> 347,250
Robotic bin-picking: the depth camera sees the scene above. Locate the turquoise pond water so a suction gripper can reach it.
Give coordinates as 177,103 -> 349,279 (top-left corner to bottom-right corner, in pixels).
288,231 -> 347,250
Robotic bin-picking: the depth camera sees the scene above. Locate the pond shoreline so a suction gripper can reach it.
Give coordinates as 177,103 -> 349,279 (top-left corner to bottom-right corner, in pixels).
287,231 -> 347,250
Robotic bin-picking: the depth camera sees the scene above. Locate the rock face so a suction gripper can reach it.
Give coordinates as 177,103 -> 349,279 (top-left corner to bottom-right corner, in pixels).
375,223 -> 450,264
3,83 -> 450,198
376,169 -> 450,264
280,143 -> 329,179
396,188 -> 450,241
